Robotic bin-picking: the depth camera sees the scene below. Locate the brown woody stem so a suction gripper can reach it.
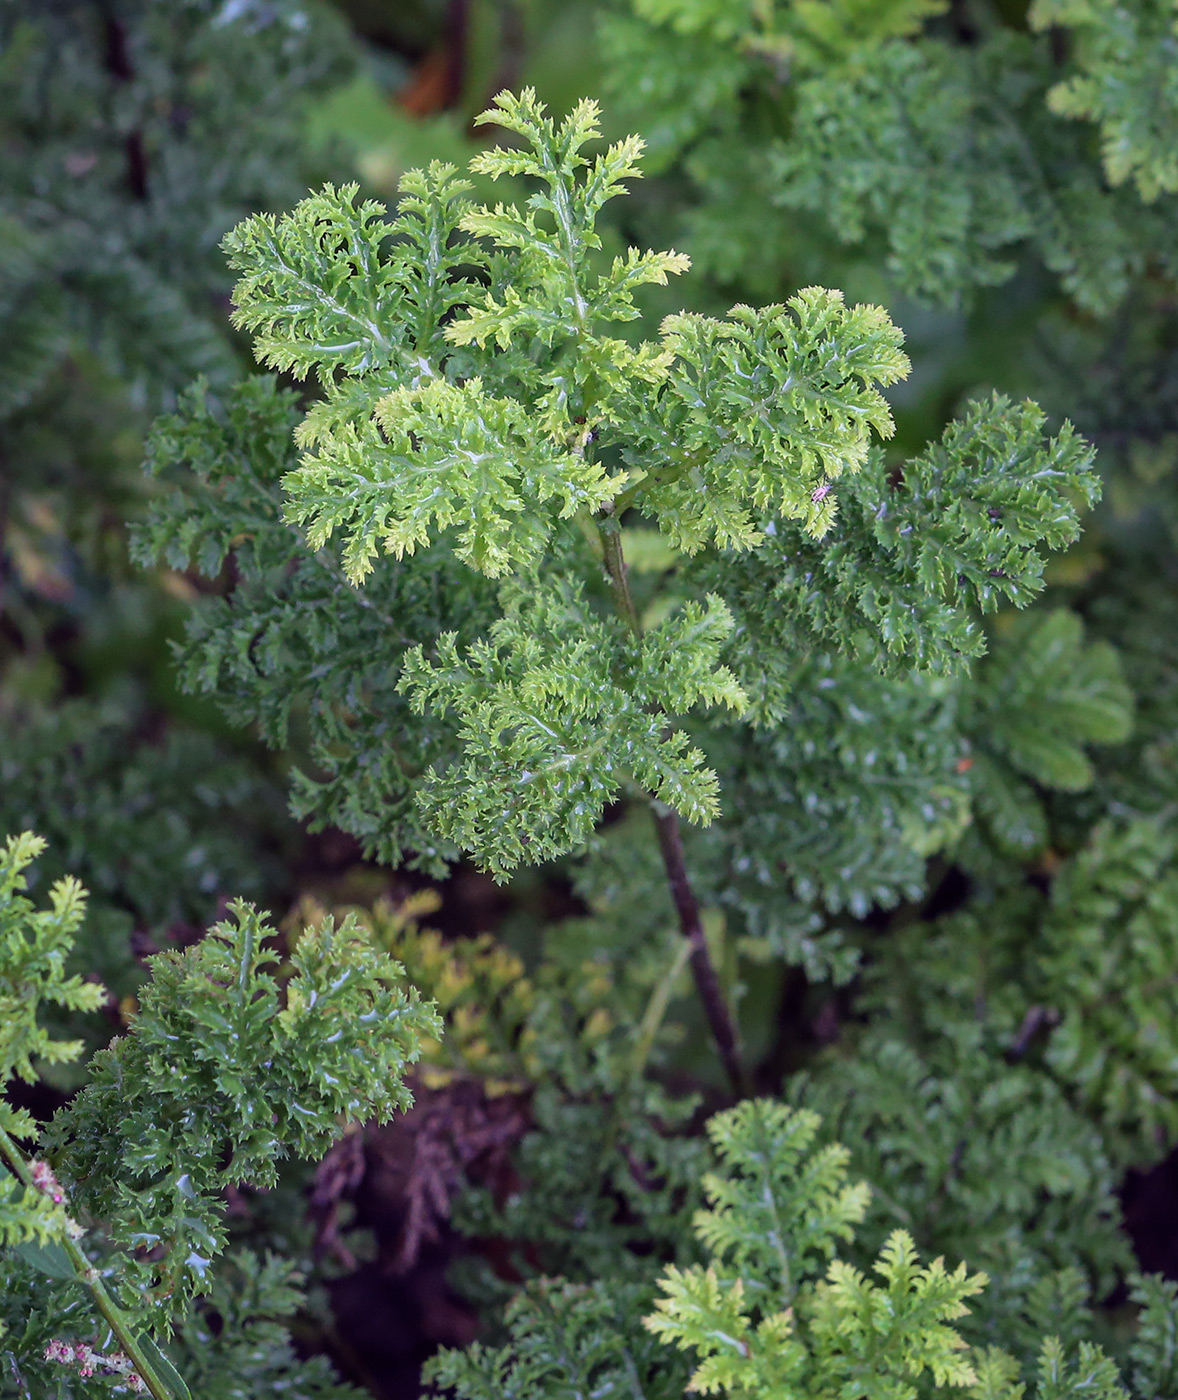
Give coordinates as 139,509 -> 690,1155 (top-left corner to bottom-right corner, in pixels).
596,506 -> 747,1096
650,803 -> 748,1096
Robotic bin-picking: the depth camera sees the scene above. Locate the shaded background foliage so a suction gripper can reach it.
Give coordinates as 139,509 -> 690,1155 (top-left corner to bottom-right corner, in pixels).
3,2 -> 1178,1398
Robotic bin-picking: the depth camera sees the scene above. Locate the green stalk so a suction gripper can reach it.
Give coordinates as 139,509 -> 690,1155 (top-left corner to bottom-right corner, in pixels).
597,509 -> 643,635
0,1124 -> 181,1400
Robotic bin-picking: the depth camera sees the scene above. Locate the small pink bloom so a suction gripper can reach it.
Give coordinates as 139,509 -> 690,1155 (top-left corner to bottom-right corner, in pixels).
30,1159 -> 65,1204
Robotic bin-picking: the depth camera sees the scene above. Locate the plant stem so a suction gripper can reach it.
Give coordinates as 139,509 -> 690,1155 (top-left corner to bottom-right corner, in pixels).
596,507 -> 747,1096
0,1124 -> 180,1400
650,805 -> 748,1096
597,509 -> 642,634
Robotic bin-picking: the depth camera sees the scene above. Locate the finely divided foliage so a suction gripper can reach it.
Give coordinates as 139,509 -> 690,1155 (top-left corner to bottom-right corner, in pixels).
0,833 -> 104,1138
602,0 -> 1178,314
0,0 -> 352,418
0,835 -> 432,1398
10,54 -> 1178,1400
138,87 -> 1096,883
1028,0 -> 1178,202
644,1102 -> 985,1398
629,292 -> 909,551
430,1098 -> 1152,1400
45,899 -> 438,1328
0,834 -> 104,1249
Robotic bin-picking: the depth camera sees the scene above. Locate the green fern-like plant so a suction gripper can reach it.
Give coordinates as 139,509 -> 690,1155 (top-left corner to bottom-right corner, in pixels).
45,898 -> 439,1330
136,88 -> 1105,1108
11,5 -> 1178,1400
1028,0 -> 1178,202
0,831 -> 437,1398
644,1099 -> 985,1397
599,0 -> 1178,313
431,1097 -> 1166,1400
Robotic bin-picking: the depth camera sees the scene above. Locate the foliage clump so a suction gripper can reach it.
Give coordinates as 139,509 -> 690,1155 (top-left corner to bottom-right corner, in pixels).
0,832 -> 432,1397
137,89 -> 1099,899
5,0 -> 1178,1393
